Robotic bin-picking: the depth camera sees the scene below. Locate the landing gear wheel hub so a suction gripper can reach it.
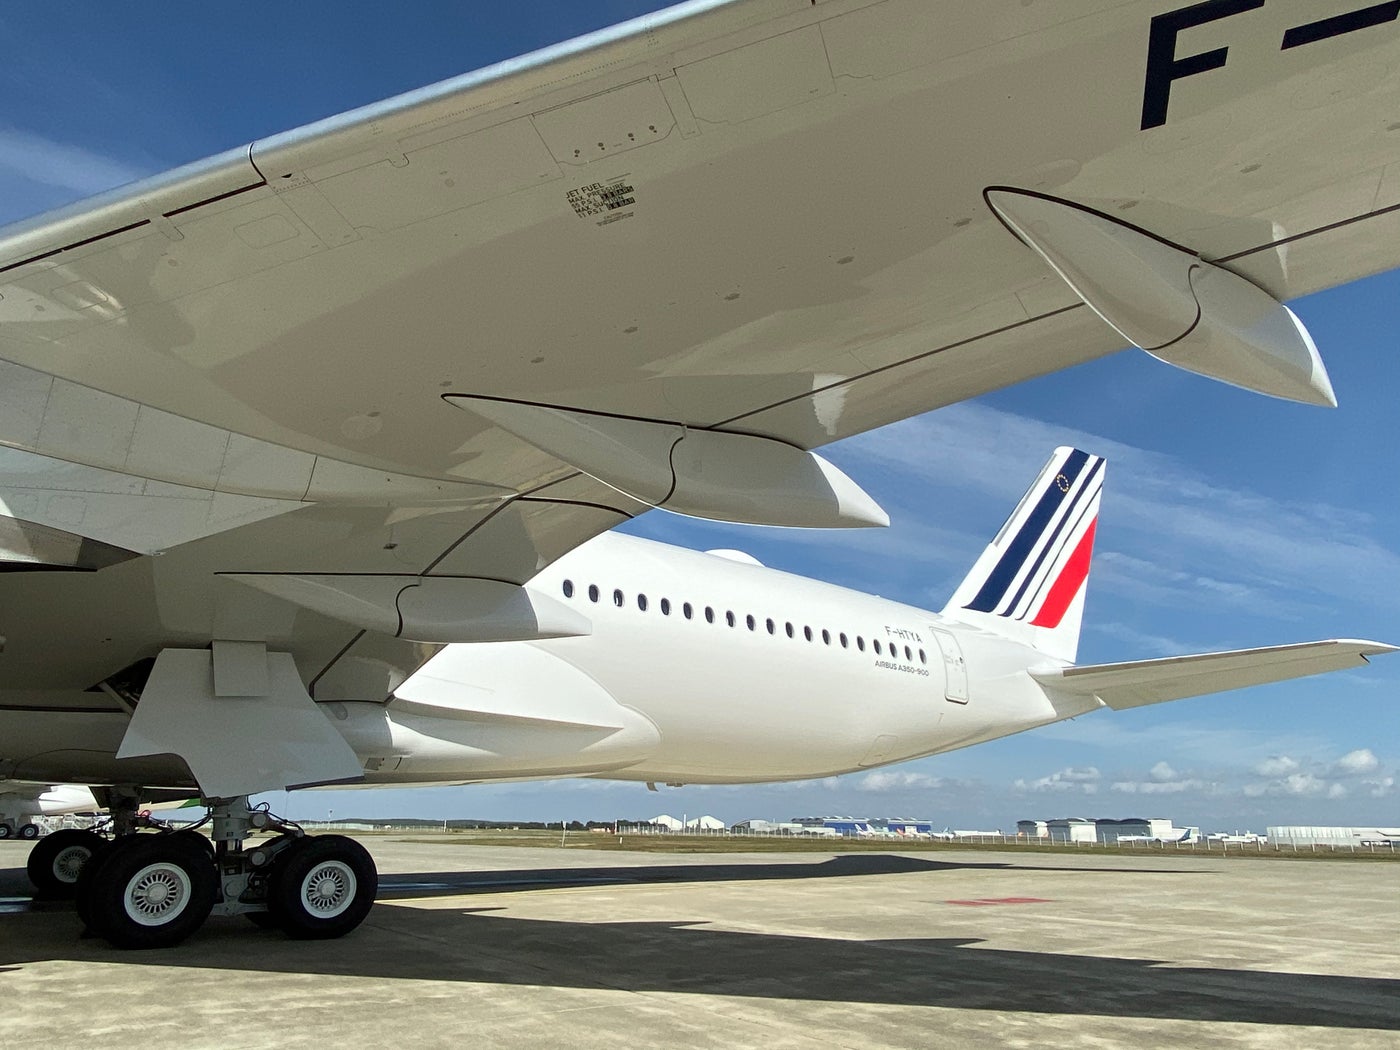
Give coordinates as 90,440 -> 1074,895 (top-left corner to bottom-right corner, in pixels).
302,860 -> 355,918
54,844 -> 92,884
124,862 -> 192,926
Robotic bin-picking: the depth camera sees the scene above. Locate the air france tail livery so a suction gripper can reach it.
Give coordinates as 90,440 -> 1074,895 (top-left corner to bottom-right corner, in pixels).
3,1 -> 1398,948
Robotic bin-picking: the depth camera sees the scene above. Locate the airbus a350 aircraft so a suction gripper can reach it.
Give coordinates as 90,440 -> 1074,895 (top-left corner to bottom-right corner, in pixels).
1,0 -> 1397,949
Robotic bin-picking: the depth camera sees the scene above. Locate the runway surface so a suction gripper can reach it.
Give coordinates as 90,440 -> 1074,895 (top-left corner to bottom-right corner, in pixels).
1,837 -> 1396,1049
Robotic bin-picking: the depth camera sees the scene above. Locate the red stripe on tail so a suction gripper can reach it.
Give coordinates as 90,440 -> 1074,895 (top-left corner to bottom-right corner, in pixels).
1030,518 -> 1097,628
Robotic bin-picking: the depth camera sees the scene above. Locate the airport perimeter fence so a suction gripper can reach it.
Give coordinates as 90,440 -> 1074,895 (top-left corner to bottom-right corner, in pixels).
619,826 -> 1400,854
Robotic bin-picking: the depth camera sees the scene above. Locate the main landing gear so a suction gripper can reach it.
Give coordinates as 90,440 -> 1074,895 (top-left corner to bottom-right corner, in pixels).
30,794 -> 378,949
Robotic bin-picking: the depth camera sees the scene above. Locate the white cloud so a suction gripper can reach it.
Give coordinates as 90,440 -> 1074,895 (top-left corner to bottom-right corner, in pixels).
1253,755 -> 1299,777
1087,620 -> 1197,658
1015,766 -> 1100,793
1111,778 -> 1203,795
1110,760 -> 1207,795
836,401 -> 1400,615
1333,749 -> 1379,775
856,771 -> 945,793
0,126 -> 149,196
1365,777 -> 1395,799
1243,772 -> 1336,798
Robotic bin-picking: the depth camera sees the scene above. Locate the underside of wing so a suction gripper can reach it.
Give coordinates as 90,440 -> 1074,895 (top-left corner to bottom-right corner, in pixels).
1033,640 -> 1398,711
3,0 -> 1400,506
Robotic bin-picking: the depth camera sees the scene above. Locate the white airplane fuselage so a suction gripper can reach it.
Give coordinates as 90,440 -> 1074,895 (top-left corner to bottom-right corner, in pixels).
328,531 -> 1089,788
0,532 -> 1089,792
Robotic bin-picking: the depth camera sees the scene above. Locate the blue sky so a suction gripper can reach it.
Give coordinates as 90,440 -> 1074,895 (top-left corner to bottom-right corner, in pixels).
1,3 -> 1394,832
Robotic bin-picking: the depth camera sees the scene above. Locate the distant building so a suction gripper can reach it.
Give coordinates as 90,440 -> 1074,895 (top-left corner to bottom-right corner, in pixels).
1267,826 -> 1400,846
788,815 -> 940,836
1098,818 -> 1198,843
1046,817 -> 1097,843
1024,817 -> 1198,843
733,819 -> 804,834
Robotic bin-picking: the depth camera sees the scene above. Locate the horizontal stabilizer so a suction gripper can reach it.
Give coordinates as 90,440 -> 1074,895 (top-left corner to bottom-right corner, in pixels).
1032,639 -> 1396,711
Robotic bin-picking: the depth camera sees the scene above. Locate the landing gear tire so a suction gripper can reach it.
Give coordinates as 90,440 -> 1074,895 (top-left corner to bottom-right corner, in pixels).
18,823 -> 40,840
74,838 -> 119,930
27,829 -> 105,898
167,829 -> 216,858
0,823 -> 12,840
85,835 -> 217,949
268,835 -> 377,940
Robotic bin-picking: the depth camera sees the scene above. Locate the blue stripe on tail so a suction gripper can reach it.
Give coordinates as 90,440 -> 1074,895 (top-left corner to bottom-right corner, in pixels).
1005,457 -> 1103,620
963,448 -> 1089,614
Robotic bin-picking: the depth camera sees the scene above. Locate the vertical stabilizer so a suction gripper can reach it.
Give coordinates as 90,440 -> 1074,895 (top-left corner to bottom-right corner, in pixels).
942,447 -> 1103,663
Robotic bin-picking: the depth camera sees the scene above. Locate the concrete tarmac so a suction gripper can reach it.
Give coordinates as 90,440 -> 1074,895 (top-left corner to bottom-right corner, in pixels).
1,837 -> 1396,1049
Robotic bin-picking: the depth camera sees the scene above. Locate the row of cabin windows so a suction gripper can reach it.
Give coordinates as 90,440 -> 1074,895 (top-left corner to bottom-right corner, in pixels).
560,579 -> 927,665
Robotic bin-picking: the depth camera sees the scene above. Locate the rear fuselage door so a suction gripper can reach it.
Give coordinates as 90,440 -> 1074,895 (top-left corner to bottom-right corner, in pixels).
929,626 -> 968,703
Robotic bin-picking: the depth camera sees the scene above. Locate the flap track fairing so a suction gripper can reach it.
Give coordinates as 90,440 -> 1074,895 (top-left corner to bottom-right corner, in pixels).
985,187 -> 1336,407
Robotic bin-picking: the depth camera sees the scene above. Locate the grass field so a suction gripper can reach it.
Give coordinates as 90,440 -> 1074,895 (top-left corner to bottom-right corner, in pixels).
385,828 -> 1400,860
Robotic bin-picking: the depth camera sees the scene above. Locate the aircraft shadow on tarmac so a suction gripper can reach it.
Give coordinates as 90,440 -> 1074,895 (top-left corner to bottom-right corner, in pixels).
2,856 -> 1395,1031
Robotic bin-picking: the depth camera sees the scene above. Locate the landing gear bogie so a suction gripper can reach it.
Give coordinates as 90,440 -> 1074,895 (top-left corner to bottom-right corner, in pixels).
63,793 -> 378,949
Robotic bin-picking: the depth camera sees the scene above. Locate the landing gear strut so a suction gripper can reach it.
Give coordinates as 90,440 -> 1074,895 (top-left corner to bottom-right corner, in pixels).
70,795 -> 377,949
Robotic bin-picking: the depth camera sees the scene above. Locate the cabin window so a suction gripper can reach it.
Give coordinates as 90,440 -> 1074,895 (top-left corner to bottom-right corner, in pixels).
613,588 -> 625,608
766,618 -> 775,635
588,584 -> 600,603
905,645 -> 912,661
873,640 -> 882,655
803,626 -> 813,642
839,632 -> 848,649
857,636 -> 865,651
821,629 -> 831,645
746,614 -> 756,631
705,606 -> 715,624
725,610 -> 736,628
785,622 -> 795,638
683,602 -> 693,620
562,580 -> 574,598
660,598 -> 671,615
918,648 -> 926,664
637,594 -> 648,612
